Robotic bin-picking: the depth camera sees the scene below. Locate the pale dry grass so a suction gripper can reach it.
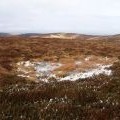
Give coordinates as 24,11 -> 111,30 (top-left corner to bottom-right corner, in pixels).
54,55 -> 118,74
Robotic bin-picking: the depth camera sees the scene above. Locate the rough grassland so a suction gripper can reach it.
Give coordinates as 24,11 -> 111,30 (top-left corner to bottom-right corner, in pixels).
0,36 -> 120,120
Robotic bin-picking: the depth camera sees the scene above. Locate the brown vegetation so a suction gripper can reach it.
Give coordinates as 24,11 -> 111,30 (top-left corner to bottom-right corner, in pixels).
0,36 -> 120,119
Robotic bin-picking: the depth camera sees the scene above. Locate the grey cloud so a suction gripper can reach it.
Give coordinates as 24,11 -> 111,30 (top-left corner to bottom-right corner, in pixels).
0,0 -> 120,35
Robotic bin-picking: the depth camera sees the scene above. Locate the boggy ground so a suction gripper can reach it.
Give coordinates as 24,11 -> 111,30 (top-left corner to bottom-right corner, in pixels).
16,55 -> 117,82
0,36 -> 120,120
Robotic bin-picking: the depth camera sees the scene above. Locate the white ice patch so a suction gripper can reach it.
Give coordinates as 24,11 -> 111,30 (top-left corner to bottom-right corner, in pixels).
60,65 -> 112,81
35,62 -> 61,73
34,62 -> 62,81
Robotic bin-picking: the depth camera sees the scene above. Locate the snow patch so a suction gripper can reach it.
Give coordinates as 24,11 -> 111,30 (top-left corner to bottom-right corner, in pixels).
34,62 -> 62,81
17,60 -> 113,82
17,61 -> 62,82
35,62 -> 62,73
60,65 -> 112,81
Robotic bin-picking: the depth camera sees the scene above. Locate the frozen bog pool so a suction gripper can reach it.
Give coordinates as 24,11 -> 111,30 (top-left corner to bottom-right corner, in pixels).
16,56 -> 115,82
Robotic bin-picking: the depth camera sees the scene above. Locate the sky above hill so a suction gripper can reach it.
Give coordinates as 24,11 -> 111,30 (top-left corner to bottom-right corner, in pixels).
0,0 -> 120,35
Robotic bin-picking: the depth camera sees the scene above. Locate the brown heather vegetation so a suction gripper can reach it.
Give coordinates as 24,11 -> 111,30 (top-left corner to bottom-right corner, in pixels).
0,36 -> 120,120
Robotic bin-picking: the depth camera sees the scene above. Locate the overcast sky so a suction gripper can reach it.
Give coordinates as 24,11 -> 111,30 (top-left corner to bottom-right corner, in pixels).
0,0 -> 120,35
